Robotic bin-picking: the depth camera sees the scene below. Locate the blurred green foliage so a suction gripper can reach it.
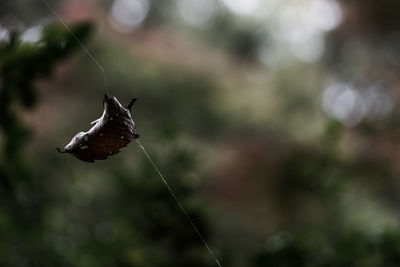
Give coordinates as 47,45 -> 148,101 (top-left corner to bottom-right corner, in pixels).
0,22 -> 93,266
255,229 -> 400,267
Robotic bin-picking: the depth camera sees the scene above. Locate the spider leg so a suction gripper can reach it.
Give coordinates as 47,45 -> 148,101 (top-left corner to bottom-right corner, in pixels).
133,133 -> 140,139
127,98 -> 138,111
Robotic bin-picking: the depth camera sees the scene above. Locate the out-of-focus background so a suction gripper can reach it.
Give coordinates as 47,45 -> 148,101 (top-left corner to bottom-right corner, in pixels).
1,0 -> 400,266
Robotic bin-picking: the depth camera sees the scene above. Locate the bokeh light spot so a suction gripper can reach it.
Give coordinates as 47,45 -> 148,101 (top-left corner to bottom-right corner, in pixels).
309,0 -> 343,32
323,82 -> 393,126
219,0 -> 261,16
109,0 -> 150,33
177,0 -> 218,28
0,24 -> 10,42
21,25 -> 43,43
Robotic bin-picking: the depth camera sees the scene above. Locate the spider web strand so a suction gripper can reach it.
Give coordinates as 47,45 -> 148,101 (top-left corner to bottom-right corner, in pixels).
135,139 -> 222,267
41,0 -> 109,93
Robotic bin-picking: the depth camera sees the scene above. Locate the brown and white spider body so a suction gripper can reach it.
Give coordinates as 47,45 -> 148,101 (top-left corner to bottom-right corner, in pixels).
57,94 -> 139,162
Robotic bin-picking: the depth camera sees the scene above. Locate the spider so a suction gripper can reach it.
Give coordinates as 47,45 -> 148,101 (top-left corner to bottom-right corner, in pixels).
57,94 -> 139,162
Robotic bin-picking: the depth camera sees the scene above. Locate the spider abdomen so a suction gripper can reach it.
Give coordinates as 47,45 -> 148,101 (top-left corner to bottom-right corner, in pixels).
57,94 -> 139,162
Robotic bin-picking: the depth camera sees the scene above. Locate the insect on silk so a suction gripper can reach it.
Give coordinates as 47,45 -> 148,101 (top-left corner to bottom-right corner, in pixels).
57,94 -> 139,162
